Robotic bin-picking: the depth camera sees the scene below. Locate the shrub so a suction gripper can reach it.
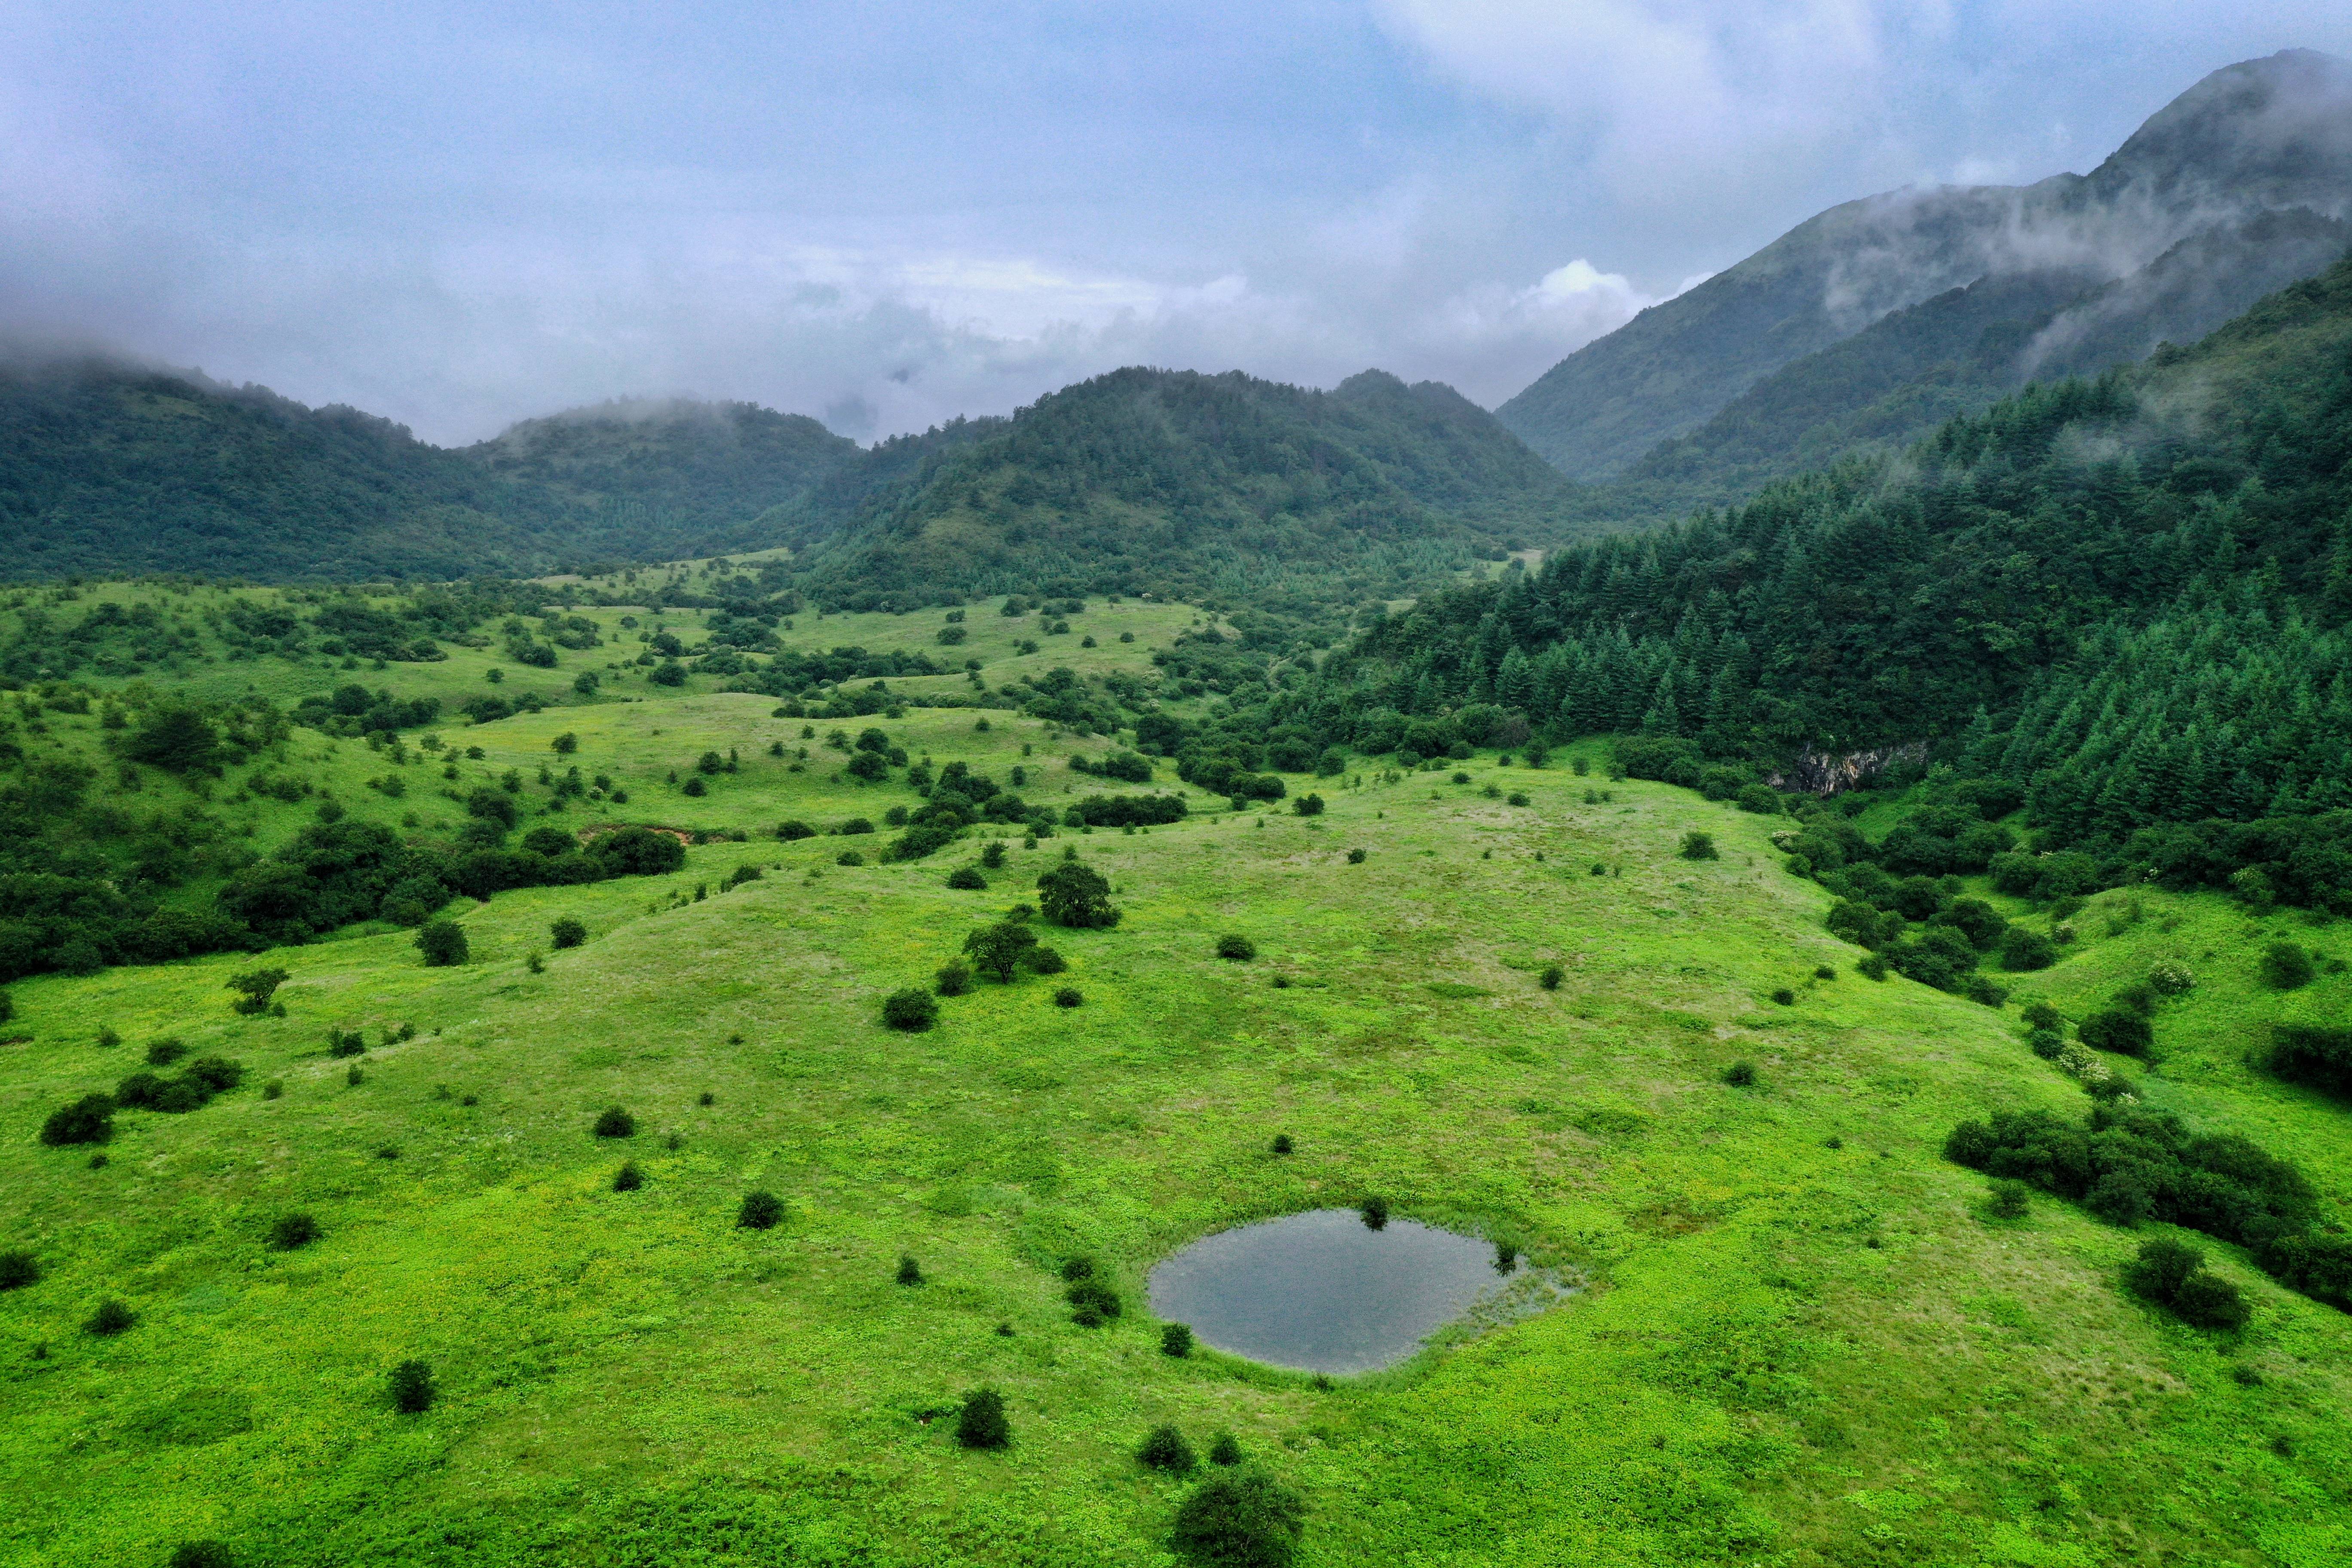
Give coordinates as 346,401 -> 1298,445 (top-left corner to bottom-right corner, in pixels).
85,1298 -> 136,1336
897,1253 -> 924,1286
1209,1432 -> 1243,1466
2261,942 -> 2315,990
388,1358 -> 435,1413
946,866 -> 988,890
1162,1323 -> 1194,1357
416,919 -> 469,966
1814,966 -> 1836,980
957,1387 -> 1011,1449
592,1106 -> 636,1138
1857,954 -> 1889,981
1037,861 -> 1120,928
1139,1424 -> 1198,1472
1678,831 -> 1718,861
40,1094 -> 114,1146
883,988 -> 940,1031
1346,848 -> 1366,864
1770,988 -> 1795,1006
593,826 -> 687,875
1271,1133 -> 1292,1155
2147,959 -> 2195,995
1986,1180 -> 2031,1220
935,961 -> 972,996
1722,1060 -> 1758,1087
147,1038 -> 188,1067
612,1161 -> 644,1192
2264,1023 -> 2352,1096
737,1190 -> 785,1229
980,840 -> 1008,869
1217,934 -> 1257,962
550,916 -> 587,949
271,1213 -> 320,1250
2077,1009 -> 2153,1057
1507,792 -> 1530,807
2027,1028 -> 2065,1060
836,850 -> 865,867
1026,945 -> 1066,975
2171,1270 -> 2252,1332
1172,1469 -> 1307,1568
169,1543 -> 235,1568
0,1250 -> 37,1290
2021,1001 -> 2062,1033
1067,1278 -> 1122,1322
1735,782 -> 1783,815
1054,986 -> 1083,1008
777,820 -> 816,841
1997,927 -> 2057,971
1966,974 -> 2010,1008
1538,964 -> 1564,990
1360,1196 -> 1389,1230
1291,793 -> 1324,817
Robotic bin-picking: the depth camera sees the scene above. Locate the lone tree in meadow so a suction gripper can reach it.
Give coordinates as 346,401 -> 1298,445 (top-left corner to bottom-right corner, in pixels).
957,1387 -> 1011,1449
416,919 -> 469,967
1037,861 -> 1120,928
964,919 -> 1039,983
550,916 -> 587,949
225,967 -> 290,1015
1678,830 -> 1718,861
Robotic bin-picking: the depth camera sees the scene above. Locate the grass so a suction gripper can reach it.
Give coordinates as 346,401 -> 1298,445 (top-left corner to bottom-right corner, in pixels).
0,677 -> 2349,1562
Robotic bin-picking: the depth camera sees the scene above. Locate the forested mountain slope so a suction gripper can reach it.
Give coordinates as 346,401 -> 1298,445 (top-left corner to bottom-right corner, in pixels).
0,357 -> 564,581
1167,253 -> 2352,870
460,399 -> 859,560
1498,49 -> 2352,482
0,358 -> 873,582
786,366 -> 1573,611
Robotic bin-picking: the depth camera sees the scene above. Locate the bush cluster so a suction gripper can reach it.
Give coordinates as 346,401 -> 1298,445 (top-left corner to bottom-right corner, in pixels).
2124,1236 -> 2250,1330
1947,1105 -> 2349,1310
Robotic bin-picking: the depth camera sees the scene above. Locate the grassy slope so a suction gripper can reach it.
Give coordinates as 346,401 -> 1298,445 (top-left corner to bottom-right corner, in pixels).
0,622 -> 2344,1564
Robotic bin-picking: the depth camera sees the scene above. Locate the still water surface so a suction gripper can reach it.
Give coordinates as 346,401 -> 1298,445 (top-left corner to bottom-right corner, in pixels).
1145,1209 -> 1517,1374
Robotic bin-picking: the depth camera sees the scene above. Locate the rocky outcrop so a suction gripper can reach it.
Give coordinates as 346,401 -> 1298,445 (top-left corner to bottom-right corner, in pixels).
1769,743 -> 1928,797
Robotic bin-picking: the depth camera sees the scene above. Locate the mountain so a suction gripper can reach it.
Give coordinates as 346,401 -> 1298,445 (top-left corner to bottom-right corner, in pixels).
459,398 -> 858,559
1336,250 -> 2352,839
0,354 -> 559,581
1498,49 -> 2352,484
0,358 -> 870,581
788,366 -> 1573,610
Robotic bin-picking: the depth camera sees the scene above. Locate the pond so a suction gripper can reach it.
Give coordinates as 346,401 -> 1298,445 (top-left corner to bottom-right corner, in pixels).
1146,1209 -> 1557,1374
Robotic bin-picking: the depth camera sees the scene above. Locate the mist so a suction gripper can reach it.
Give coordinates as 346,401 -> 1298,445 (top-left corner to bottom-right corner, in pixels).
5,2 -> 2351,446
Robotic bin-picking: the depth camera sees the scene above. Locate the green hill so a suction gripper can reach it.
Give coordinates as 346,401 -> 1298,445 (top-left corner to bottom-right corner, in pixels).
459,398 -> 859,560
0,361 -> 873,582
1498,49 -> 2352,482
0,357 -> 559,581
787,366 -> 1573,611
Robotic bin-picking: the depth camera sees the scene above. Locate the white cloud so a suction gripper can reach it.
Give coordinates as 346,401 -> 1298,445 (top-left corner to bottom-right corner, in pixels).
1372,0 -> 1896,214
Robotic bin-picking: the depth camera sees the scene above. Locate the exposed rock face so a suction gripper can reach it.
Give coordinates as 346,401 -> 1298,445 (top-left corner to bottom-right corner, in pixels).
1770,744 -> 1928,797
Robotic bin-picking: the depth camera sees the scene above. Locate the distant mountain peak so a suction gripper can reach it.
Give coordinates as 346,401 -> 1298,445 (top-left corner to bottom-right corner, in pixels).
1497,49 -> 2352,482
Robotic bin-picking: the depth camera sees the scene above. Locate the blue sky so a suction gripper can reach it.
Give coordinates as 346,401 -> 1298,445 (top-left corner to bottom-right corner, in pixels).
4,1 -> 2348,443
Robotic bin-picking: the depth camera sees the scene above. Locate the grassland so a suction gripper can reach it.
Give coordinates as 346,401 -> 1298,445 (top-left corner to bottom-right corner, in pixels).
0,596 -> 2348,1566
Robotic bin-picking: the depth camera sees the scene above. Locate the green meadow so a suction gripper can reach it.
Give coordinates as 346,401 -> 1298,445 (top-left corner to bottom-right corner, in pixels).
0,595 -> 2348,1567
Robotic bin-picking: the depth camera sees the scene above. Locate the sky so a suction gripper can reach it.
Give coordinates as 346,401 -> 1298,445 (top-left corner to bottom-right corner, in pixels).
3,2 -> 2349,446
